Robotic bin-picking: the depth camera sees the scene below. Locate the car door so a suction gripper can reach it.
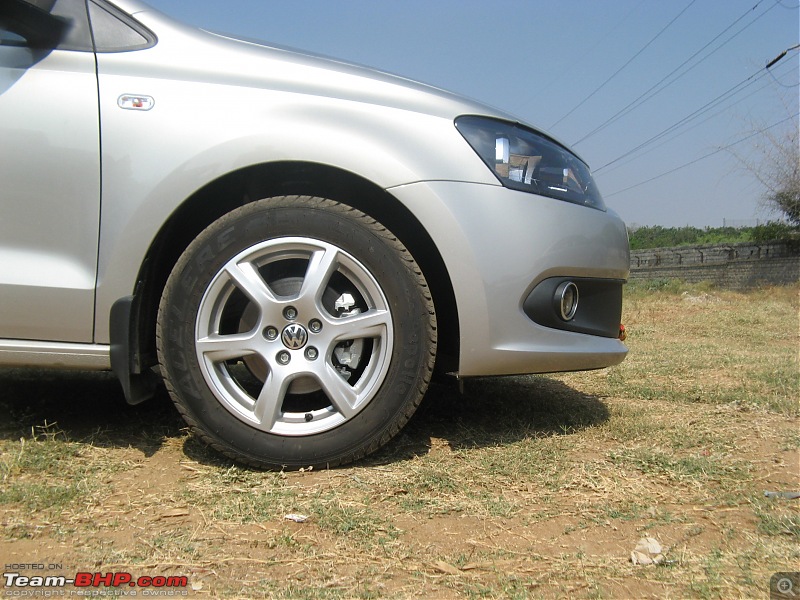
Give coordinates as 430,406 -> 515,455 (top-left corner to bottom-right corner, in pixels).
0,0 -> 100,343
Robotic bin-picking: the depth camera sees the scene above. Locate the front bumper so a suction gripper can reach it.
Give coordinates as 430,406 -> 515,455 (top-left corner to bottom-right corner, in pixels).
388,181 -> 629,376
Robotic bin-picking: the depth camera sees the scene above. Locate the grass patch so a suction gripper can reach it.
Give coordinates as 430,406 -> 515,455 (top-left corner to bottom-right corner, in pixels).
312,498 -> 398,544
751,495 -> 800,538
0,424 -> 103,517
609,448 -> 751,484
0,284 -> 797,598
186,466 -> 297,523
0,482 -> 84,512
597,283 -> 799,416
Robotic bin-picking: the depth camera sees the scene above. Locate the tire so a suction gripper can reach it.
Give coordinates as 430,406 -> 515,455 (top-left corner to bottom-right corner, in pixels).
157,196 -> 437,469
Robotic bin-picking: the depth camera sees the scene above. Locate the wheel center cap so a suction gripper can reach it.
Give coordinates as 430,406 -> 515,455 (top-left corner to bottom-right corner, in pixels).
281,323 -> 308,350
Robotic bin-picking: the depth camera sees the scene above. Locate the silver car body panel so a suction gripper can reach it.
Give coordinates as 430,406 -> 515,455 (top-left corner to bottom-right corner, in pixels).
0,47 -> 100,343
0,0 -> 628,375
389,181 -> 629,376
0,339 -> 110,370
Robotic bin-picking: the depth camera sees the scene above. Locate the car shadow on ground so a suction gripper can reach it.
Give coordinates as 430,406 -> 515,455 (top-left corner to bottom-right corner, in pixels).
0,367 -> 184,458
0,368 -> 609,467
367,375 -> 610,466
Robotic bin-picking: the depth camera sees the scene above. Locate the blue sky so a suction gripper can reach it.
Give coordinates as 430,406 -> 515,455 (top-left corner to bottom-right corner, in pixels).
145,0 -> 799,228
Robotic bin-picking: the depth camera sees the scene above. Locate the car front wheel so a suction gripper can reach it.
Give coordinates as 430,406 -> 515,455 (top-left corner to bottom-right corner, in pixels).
157,196 -> 436,469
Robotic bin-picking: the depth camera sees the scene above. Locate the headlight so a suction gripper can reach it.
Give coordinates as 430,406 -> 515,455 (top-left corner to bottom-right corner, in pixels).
455,116 -> 606,211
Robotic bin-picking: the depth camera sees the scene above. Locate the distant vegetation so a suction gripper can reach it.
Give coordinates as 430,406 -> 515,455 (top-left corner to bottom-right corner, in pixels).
628,223 -> 799,250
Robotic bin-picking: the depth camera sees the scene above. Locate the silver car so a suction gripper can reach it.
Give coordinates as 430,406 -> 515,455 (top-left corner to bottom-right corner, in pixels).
0,0 -> 629,468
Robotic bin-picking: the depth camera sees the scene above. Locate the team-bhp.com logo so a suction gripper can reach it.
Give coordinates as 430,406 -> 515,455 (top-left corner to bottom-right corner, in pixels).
4,571 -> 189,595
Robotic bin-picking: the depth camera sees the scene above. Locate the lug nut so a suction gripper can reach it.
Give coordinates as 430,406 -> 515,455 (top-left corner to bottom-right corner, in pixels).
264,326 -> 279,341
283,306 -> 298,320
277,351 -> 291,365
305,346 -> 318,361
308,319 -> 322,333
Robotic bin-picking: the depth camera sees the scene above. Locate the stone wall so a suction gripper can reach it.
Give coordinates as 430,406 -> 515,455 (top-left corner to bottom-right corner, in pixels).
629,241 -> 799,290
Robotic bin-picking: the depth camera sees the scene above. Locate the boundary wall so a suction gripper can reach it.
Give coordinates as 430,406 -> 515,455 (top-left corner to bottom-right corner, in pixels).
629,241 -> 799,289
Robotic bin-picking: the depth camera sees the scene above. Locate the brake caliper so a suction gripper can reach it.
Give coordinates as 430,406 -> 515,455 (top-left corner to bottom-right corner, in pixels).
333,293 -> 364,381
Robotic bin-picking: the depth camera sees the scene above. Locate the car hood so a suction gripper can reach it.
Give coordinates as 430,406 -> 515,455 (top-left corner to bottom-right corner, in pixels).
111,0 -> 522,124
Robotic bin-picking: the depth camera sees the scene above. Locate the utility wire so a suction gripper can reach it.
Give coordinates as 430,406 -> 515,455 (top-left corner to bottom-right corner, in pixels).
595,67 -> 771,172
596,44 -> 800,173
548,0 -> 697,129
574,0 -> 777,145
599,60 -> 797,175
604,112 -> 799,197
532,1 -> 645,100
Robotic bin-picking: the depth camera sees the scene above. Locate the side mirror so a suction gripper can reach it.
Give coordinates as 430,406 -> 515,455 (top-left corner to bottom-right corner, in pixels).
0,0 -> 69,50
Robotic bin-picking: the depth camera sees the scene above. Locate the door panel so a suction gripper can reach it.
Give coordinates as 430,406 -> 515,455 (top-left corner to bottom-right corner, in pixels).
0,18 -> 100,342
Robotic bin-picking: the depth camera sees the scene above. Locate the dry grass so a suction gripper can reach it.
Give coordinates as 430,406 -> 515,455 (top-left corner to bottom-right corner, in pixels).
1,282 -> 798,598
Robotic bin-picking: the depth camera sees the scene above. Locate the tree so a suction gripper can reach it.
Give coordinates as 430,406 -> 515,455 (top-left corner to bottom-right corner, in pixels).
731,76 -> 800,225
751,119 -> 800,225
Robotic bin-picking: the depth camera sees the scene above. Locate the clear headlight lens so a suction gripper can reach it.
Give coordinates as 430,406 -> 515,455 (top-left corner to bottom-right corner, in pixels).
455,116 -> 606,211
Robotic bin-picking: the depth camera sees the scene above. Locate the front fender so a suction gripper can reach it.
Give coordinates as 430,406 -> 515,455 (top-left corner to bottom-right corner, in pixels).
93,74 -> 493,343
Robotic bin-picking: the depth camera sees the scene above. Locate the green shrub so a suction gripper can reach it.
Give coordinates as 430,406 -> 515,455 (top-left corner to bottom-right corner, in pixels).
629,223 -> 799,250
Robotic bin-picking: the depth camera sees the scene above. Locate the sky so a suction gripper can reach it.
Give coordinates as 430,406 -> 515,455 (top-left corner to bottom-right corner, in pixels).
144,0 -> 799,228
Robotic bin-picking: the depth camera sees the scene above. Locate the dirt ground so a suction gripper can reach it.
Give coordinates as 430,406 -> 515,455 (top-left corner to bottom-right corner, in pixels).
1,286 -> 799,598
0,372 -> 798,598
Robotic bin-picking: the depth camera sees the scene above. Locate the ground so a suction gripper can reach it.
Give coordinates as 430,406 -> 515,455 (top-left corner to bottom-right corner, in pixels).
1,283 -> 798,599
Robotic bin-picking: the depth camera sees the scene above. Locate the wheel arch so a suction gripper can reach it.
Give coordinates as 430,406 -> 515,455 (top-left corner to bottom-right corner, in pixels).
116,161 -> 459,403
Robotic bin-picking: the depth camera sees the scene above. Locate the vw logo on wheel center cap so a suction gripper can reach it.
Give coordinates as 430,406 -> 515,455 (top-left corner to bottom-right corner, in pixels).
281,323 -> 308,350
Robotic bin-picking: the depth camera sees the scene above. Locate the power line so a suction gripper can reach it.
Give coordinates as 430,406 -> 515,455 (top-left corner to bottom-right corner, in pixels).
595,65 -> 773,173
598,60 -> 798,176
604,112 -> 799,197
574,0 -> 778,146
596,44 -> 800,173
548,0 -> 697,130
531,1 -> 646,100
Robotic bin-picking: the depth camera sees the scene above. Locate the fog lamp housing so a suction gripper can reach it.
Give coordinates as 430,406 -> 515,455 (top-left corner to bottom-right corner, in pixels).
555,281 -> 579,321
523,277 -> 623,338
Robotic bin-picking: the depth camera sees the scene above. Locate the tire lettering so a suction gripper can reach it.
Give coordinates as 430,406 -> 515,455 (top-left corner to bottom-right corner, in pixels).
194,245 -> 215,270
217,226 -> 236,251
180,271 -> 199,293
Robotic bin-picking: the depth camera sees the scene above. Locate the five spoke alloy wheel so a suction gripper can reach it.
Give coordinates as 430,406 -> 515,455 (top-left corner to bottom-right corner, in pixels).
195,237 -> 394,436
157,196 -> 436,469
